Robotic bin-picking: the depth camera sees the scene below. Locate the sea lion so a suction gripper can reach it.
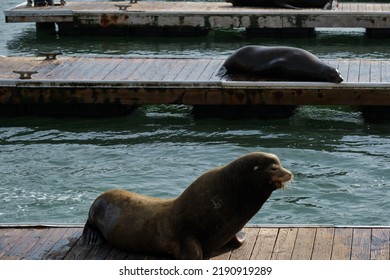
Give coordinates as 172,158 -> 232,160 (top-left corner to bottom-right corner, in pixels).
82,152 -> 293,259
218,45 -> 343,83
227,0 -> 335,10
32,0 -> 54,7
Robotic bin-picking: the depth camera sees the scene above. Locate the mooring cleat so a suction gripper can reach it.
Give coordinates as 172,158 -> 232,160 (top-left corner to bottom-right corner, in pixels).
115,4 -> 132,11
13,70 -> 39,80
38,51 -> 62,60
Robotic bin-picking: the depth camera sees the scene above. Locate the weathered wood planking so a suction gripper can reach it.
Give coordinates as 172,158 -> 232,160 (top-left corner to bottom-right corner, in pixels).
1,225 -> 389,260
1,56 -> 390,107
4,2 -> 390,32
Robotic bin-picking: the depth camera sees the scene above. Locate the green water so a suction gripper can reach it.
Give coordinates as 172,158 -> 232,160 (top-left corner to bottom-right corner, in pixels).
0,0 -> 389,226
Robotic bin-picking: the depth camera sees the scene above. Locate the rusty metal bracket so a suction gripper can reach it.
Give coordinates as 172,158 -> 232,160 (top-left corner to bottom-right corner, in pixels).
38,51 -> 62,60
115,4 -> 132,11
13,70 -> 38,80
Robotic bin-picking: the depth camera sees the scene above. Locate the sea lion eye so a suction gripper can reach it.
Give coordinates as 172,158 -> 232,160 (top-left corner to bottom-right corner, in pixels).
253,166 -> 259,171
270,165 -> 279,171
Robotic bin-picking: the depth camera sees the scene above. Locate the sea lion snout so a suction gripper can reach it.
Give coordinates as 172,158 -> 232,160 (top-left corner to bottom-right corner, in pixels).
271,167 -> 293,189
327,68 -> 343,83
263,159 -> 293,189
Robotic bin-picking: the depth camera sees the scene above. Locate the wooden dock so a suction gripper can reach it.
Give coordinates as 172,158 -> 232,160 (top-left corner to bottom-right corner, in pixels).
0,55 -> 390,117
4,2 -> 390,36
1,225 -> 389,260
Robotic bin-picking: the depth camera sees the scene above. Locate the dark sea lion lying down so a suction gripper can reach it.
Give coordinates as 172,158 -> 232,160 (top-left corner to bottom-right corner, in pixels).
82,152 -> 293,259
218,45 -> 343,83
227,0 -> 335,10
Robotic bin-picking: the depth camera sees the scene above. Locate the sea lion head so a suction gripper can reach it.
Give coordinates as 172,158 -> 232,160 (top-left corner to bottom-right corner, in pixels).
227,152 -> 293,193
323,65 -> 343,83
250,152 -> 293,190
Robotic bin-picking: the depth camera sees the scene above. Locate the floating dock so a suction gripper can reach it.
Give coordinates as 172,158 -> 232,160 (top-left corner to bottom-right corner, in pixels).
4,1 -> 390,36
0,225 -> 389,260
0,55 -> 390,116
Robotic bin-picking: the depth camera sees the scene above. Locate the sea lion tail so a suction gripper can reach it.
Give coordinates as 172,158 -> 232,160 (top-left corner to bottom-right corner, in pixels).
81,220 -> 105,246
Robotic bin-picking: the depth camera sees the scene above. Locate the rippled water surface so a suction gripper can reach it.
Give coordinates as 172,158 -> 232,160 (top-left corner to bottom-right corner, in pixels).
0,0 -> 389,225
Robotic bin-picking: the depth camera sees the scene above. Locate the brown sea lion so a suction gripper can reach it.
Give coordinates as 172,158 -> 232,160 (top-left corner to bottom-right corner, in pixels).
227,0 -> 335,10
82,152 -> 293,259
218,45 -> 343,83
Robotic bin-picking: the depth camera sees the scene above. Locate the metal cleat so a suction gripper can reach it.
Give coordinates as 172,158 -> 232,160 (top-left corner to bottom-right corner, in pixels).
13,70 -> 39,80
60,0 -> 66,5
38,51 -> 63,60
115,4 -> 132,11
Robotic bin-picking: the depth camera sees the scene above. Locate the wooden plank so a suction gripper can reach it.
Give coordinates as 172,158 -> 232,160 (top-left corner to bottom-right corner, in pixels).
370,228 -> 390,260
381,60 -> 390,83
103,58 -> 146,81
81,58 -> 123,81
291,228 -> 316,260
331,228 -> 353,260
2,228 -> 46,260
150,59 -> 180,81
22,227 -> 66,260
43,227 -> 83,260
358,60 -> 371,83
128,59 -> 157,81
1,226 -> 390,260
347,60 -> 361,83
251,227 -> 279,260
197,59 -> 224,81
184,59 -> 211,81
138,59 -> 170,81
63,236 -> 93,260
162,59 -> 189,81
174,60 -> 200,81
34,59 -> 67,79
351,228 -> 371,260
369,60 -> 382,83
43,57 -> 87,80
271,228 -> 298,260
336,60 -> 351,83
311,227 -> 334,260
0,228 -> 25,259
230,227 -> 259,260
84,242 -> 115,260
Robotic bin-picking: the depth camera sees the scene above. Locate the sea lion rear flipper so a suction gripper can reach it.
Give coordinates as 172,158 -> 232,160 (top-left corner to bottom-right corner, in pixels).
176,236 -> 203,260
81,221 -> 105,246
216,66 -> 228,78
